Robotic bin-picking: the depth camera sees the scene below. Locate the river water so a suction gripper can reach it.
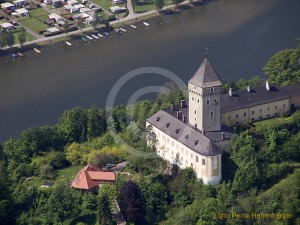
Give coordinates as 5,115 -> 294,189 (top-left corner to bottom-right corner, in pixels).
0,0 -> 300,142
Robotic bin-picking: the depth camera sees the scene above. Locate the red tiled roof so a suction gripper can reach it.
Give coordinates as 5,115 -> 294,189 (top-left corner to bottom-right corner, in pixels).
71,164 -> 115,190
87,171 -> 116,181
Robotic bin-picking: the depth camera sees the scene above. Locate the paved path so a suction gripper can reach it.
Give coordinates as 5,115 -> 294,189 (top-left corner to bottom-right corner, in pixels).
126,0 -> 136,18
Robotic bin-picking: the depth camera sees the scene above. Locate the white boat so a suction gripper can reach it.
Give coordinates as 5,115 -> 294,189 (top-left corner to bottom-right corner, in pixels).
143,22 -> 150,27
98,33 -> 104,38
104,32 -> 109,36
34,48 -> 41,54
86,35 -> 93,40
92,34 -> 99,39
130,24 -> 138,29
66,41 -> 72,46
120,28 -> 127,33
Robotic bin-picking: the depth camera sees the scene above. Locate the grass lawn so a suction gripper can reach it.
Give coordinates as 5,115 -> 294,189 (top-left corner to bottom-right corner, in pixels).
23,165 -> 82,189
12,29 -> 36,44
132,0 -> 173,13
91,0 -> 126,11
18,8 -> 49,33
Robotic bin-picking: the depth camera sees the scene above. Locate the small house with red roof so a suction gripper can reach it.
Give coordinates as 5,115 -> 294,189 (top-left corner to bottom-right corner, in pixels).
71,164 -> 116,191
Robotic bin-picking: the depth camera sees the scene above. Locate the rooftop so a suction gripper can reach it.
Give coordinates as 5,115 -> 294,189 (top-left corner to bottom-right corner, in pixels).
189,57 -> 222,88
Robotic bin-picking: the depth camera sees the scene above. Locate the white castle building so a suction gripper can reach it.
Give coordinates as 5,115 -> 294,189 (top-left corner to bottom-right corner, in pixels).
146,56 -> 234,185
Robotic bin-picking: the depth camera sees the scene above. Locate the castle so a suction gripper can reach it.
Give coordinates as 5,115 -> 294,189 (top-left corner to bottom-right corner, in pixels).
146,56 -> 300,185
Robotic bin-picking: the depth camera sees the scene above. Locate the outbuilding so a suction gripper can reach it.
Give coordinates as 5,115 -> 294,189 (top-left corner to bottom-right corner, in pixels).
15,8 -> 29,16
1,2 -> 16,10
13,0 -> 28,7
64,4 -> 77,13
0,22 -> 15,31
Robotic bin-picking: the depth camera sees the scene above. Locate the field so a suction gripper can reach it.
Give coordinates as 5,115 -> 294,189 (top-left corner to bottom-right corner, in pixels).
18,8 -> 49,33
91,0 -> 126,11
132,0 -> 173,13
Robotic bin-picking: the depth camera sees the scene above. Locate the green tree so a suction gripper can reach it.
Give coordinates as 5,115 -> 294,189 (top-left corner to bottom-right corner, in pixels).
5,31 -> 15,48
58,106 -> 87,143
62,22 -> 70,37
18,27 -> 26,47
97,194 -> 114,225
92,153 -> 116,168
91,15 -> 102,30
40,164 -> 55,179
263,41 -> 300,85
46,184 -> 81,224
86,106 -> 107,140
154,0 -> 165,11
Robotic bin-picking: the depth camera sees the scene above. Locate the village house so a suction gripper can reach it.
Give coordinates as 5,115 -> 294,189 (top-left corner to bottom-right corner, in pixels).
71,164 -> 116,191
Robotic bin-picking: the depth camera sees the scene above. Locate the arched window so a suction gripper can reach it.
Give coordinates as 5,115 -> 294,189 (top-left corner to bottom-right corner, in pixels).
202,158 -> 205,166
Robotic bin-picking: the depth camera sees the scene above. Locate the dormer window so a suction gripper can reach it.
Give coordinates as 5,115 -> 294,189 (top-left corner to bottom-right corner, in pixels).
156,117 -> 160,122
194,140 -> 199,145
175,129 -> 180,134
166,123 -> 170,128
210,87 -> 214,93
214,99 -> 217,104
185,134 -> 189,140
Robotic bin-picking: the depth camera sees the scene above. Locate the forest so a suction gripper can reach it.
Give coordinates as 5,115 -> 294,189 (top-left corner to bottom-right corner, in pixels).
0,41 -> 299,225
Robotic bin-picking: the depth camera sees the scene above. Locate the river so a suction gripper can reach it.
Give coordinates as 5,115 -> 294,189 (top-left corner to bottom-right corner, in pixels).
0,0 -> 300,142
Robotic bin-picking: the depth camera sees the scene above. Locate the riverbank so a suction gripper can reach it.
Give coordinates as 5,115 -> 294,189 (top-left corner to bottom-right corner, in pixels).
0,0 -> 209,57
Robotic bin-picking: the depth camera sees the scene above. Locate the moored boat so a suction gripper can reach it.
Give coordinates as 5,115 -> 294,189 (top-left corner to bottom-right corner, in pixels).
82,37 -> 87,42
17,52 -> 24,57
92,34 -> 99,39
114,28 -> 122,35
120,28 -> 127,33
143,22 -> 150,26
34,48 -> 41,54
104,32 -> 109,36
66,41 -> 72,46
98,33 -> 104,38
130,24 -> 138,29
86,35 -> 93,40
11,53 -> 18,58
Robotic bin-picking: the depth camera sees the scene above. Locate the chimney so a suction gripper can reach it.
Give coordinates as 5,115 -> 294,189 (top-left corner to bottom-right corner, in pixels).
266,81 -> 270,91
194,123 -> 197,130
247,85 -> 251,92
177,111 -> 182,119
182,115 -> 186,122
202,129 -> 206,136
222,133 -> 225,140
229,88 -> 233,96
180,100 -> 187,108
171,104 -> 174,110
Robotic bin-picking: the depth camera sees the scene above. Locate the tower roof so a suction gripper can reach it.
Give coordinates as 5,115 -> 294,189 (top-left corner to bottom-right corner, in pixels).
189,57 -> 222,88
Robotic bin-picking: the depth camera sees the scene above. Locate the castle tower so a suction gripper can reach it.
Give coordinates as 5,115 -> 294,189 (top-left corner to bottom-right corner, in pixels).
188,56 -> 222,132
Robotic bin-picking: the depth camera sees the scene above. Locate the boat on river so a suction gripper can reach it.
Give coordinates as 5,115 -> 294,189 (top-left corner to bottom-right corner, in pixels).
11,53 -> 18,58
92,34 -> 99,39
104,32 -> 109,36
17,52 -> 24,57
120,28 -> 127,33
34,48 -> 41,54
143,22 -> 150,27
130,24 -> 138,29
86,35 -> 93,40
66,41 -> 72,46
82,37 -> 87,42
114,28 -> 122,35
98,33 -> 104,38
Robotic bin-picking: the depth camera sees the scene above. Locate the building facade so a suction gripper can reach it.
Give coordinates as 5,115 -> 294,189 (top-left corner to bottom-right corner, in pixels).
146,56 -> 300,185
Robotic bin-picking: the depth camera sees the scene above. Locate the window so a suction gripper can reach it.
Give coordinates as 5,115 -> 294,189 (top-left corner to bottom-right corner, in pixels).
192,97 -> 194,101
210,111 -> 213,117
210,87 -> 214,93
283,104 -> 286,108
236,114 -> 239,118
191,163 -> 193,167
194,110 -> 196,114
198,99 -> 199,103
267,107 -> 270,111
196,156 -> 198,162
202,159 -> 205,166
213,158 -> 218,169
214,99 -> 217,104
260,109 -> 262,113
252,110 -> 254,115
194,86 -> 196,89
206,99 -> 210,105
275,106 -> 278,110
244,112 -> 247,117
